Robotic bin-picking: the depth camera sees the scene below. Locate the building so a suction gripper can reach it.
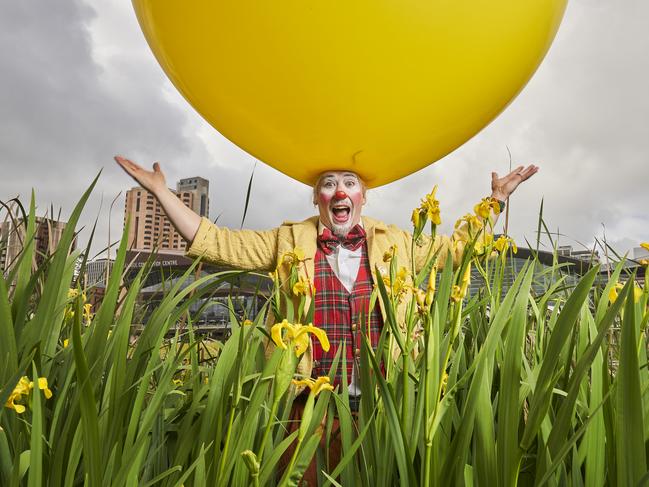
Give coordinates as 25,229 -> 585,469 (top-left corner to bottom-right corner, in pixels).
123,250 -> 271,340
123,176 -> 210,252
557,245 -> 600,265
466,246 -> 593,298
176,177 -> 209,218
1,217 -> 74,274
85,258 -> 114,287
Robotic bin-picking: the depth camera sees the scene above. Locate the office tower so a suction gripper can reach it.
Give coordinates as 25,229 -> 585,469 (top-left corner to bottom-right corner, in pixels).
176,177 -> 210,218
123,176 -> 209,252
0,217 -> 74,273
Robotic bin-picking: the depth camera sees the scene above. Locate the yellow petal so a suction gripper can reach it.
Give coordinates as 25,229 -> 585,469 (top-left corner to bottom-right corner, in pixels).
633,286 -> 643,303
13,402 -> 26,414
292,378 -> 315,389
641,242 -> 649,252
293,332 -> 310,357
608,283 -> 624,303
270,321 -> 289,350
300,324 -> 330,352
411,208 -> 420,228
311,376 -> 334,396
294,247 -> 305,261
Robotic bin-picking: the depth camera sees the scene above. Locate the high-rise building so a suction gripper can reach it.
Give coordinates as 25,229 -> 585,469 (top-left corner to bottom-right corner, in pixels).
1,217 -> 74,274
177,177 -> 210,218
123,177 -> 210,252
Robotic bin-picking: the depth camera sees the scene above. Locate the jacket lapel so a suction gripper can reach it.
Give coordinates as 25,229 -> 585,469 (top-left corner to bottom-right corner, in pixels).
362,216 -> 388,283
291,216 -> 318,284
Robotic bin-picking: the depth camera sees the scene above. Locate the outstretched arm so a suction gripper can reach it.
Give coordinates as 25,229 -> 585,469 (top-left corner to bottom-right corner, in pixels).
114,156 -> 201,243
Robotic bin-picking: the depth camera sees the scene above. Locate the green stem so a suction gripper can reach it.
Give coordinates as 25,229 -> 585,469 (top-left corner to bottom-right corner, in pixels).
257,398 -> 279,462
216,403 -> 237,483
402,353 -> 409,432
279,438 -> 303,487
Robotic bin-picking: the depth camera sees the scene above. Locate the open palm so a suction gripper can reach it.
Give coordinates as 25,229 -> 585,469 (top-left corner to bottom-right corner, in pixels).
114,156 -> 167,195
491,165 -> 539,200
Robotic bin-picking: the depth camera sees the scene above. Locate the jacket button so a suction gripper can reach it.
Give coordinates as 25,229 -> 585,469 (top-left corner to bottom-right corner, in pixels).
351,323 -> 357,331
354,348 -> 361,358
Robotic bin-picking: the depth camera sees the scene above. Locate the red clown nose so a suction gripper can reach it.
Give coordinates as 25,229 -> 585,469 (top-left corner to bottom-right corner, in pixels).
334,190 -> 347,200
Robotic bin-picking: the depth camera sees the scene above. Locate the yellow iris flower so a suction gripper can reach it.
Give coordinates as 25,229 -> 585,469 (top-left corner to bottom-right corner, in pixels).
474,197 -> 501,219
420,186 -> 441,225
494,235 -> 518,254
4,376 -> 53,414
83,303 -> 93,322
291,376 -> 334,396
271,319 -> 330,357
411,208 -> 420,228
474,234 -> 494,256
279,247 -> 306,267
292,277 -> 316,297
383,245 -> 397,263
451,264 -> 471,303
609,282 -> 643,304
454,213 -> 484,239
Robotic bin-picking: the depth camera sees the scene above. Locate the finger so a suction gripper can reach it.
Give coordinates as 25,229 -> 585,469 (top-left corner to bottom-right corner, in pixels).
114,156 -> 145,178
114,155 -> 134,173
519,165 -> 539,181
508,165 -> 525,177
153,162 -> 161,173
491,172 -> 498,184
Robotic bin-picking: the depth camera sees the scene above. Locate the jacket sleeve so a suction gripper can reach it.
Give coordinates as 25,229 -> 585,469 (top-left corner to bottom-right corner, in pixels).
185,217 -> 279,272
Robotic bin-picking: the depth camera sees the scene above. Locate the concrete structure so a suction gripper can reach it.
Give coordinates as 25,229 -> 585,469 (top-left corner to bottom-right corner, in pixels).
176,177 -> 209,218
1,217 -> 74,274
85,258 -> 114,287
558,245 -> 600,265
123,250 -> 271,340
123,176 -> 210,252
467,246 -> 593,298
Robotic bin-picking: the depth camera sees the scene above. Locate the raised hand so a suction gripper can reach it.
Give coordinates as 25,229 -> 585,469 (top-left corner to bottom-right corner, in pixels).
114,155 -> 201,242
114,156 -> 167,196
491,165 -> 539,201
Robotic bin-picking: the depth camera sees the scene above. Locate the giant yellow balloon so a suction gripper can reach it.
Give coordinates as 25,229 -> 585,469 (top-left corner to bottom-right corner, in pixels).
133,0 -> 567,188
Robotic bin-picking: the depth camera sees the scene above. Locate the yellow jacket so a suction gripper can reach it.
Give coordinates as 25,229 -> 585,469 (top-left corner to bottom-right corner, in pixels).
186,214 -> 487,378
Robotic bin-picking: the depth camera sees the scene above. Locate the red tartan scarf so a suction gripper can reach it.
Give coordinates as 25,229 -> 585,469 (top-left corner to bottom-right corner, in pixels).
311,244 -> 383,387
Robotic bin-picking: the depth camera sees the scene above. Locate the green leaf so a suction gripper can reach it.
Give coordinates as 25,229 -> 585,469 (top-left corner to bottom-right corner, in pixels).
27,364 -> 43,487
615,277 -> 647,486
521,265 -> 600,450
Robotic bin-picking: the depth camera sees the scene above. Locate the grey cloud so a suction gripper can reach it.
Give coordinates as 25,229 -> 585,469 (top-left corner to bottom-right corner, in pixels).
1,0 -> 648,257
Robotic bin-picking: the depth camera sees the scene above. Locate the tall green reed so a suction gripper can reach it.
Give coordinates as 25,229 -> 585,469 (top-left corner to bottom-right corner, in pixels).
1,181 -> 647,486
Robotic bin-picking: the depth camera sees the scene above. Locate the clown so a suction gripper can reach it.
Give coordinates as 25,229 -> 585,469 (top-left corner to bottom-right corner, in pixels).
115,156 -> 536,480
115,155 -> 536,386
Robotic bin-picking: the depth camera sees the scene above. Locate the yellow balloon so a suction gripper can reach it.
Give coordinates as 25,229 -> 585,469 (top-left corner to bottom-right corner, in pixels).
132,0 -> 567,188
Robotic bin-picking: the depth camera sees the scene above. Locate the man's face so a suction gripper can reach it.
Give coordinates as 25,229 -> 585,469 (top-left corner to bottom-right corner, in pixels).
314,171 -> 366,237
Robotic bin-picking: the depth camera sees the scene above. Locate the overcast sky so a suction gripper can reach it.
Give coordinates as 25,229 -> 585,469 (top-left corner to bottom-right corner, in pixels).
1,0 -> 648,260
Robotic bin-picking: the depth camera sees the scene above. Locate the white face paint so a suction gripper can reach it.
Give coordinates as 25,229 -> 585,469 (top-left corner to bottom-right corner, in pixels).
315,171 -> 366,237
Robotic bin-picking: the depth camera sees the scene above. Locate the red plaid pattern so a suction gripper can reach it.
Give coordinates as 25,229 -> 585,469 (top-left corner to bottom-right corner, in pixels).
312,244 -> 383,387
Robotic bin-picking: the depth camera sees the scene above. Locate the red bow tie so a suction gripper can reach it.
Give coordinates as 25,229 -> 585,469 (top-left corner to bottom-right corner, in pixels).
317,225 -> 366,255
